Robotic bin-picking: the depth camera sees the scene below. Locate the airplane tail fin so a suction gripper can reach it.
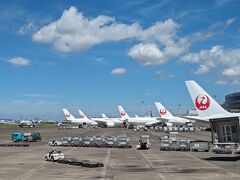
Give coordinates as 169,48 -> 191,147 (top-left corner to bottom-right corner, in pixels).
102,113 -> 108,119
62,108 -> 76,121
117,105 -> 130,120
155,102 -> 174,118
185,80 -> 230,118
78,110 -> 90,121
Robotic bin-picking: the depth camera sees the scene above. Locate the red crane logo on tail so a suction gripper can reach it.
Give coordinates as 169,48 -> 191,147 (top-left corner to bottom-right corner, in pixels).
65,113 -> 71,118
80,114 -> 85,118
120,111 -> 126,116
160,109 -> 167,115
195,95 -> 210,111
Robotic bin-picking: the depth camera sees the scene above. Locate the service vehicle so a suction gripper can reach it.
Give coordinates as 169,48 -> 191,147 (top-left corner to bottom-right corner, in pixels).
72,137 -> 83,147
83,136 -> 95,147
117,135 -> 131,148
160,138 -> 172,151
191,141 -> 210,152
94,136 -> 105,147
136,135 -> 149,150
105,136 -> 117,147
61,137 -> 73,146
44,149 -> 64,162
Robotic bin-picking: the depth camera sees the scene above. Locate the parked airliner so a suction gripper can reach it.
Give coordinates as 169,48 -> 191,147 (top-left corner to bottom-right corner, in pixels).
155,102 -> 193,126
117,105 -> 161,126
62,108 -> 97,126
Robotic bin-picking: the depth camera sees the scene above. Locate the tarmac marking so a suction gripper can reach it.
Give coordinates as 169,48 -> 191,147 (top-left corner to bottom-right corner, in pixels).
102,148 -> 111,180
15,147 -> 77,180
139,151 -> 166,180
181,151 -> 240,177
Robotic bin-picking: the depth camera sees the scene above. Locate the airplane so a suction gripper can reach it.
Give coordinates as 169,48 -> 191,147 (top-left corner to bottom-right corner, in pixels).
62,108 -> 97,126
101,113 -> 123,125
185,80 -> 236,120
154,102 -> 193,126
117,105 -> 161,126
78,110 -> 121,127
19,120 -> 35,128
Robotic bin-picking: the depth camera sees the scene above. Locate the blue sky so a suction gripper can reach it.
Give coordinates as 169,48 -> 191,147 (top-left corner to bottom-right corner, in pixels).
0,0 -> 240,120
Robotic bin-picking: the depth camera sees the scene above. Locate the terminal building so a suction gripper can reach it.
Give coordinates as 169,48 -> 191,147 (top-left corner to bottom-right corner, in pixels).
222,92 -> 240,112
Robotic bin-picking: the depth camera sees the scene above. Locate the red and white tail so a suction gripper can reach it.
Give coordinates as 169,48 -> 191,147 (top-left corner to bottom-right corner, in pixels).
102,113 -> 108,119
117,105 -> 130,120
155,102 -> 174,118
185,80 -> 230,118
62,108 -> 76,121
78,110 -> 90,121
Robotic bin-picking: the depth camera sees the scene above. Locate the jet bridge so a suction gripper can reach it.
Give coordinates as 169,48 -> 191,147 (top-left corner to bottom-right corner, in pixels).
210,117 -> 240,154
210,117 -> 240,144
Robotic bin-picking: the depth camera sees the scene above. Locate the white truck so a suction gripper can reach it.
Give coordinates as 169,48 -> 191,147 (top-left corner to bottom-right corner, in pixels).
45,149 -> 64,162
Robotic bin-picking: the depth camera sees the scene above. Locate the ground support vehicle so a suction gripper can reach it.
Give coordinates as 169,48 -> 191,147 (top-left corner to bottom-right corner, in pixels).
72,137 -> 83,147
94,136 -> 105,147
61,137 -> 73,146
44,149 -> 64,162
172,139 -> 190,151
136,135 -> 149,150
160,138 -> 172,151
117,135 -> 131,148
11,132 -> 41,142
212,143 -> 240,154
105,136 -> 117,148
83,136 -> 95,147
191,141 -> 210,152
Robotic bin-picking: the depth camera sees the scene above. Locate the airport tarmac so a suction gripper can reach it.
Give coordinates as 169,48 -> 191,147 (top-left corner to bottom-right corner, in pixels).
0,127 -> 240,180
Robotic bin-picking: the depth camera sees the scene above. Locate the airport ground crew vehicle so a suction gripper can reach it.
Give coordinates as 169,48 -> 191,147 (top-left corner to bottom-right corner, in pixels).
117,135 -> 131,148
11,132 -> 41,142
172,139 -> 190,151
94,136 -> 105,147
160,137 -> 172,151
136,135 -> 150,150
44,149 -> 64,162
191,141 -> 210,152
105,136 -> 117,147
72,137 -> 83,147
83,136 -> 95,147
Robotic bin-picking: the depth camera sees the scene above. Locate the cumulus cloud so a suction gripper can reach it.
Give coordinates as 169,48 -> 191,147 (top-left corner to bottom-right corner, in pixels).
181,45 -> 240,82
33,6 -> 189,65
33,6 -> 140,52
111,68 -> 127,76
8,57 -> 30,67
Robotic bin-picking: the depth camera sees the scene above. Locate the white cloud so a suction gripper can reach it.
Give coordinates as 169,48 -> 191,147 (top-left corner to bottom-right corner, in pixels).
17,22 -> 36,34
111,68 -> 127,76
222,66 -> 240,77
33,6 -> 189,65
181,46 -> 240,83
33,6 -> 141,52
128,43 -> 166,65
8,57 -> 30,67
216,80 -> 228,85
155,70 -> 175,80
